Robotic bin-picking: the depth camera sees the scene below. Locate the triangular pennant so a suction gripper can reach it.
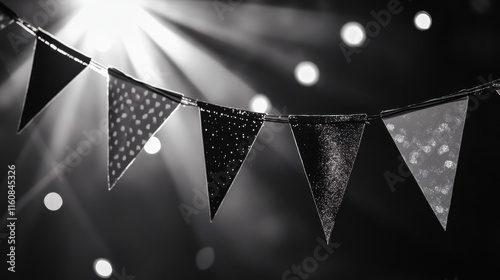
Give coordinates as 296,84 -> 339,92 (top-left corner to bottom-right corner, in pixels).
18,29 -> 91,133
107,68 -> 182,190
289,114 -> 366,243
0,2 -> 17,32
198,101 -> 265,220
382,97 -> 469,229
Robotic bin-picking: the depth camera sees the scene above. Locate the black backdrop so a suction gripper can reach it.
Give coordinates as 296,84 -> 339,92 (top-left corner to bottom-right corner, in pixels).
0,0 -> 499,279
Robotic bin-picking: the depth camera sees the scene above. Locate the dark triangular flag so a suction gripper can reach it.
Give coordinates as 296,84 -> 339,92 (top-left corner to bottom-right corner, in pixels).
199,101 -> 265,220
382,97 -> 469,230
289,114 -> 366,243
107,68 -> 182,190
0,2 -> 17,32
18,29 -> 91,133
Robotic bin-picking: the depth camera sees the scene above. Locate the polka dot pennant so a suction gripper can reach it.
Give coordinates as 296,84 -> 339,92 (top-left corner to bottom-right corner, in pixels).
289,114 -> 367,243
198,101 -> 265,220
107,69 -> 181,189
382,97 -> 469,230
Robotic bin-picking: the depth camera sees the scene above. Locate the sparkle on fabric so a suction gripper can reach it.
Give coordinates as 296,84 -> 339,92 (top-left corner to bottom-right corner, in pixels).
289,114 -> 366,243
198,101 -> 265,220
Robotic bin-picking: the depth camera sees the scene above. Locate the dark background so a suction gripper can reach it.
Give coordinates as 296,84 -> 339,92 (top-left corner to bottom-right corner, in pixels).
1,0 -> 499,279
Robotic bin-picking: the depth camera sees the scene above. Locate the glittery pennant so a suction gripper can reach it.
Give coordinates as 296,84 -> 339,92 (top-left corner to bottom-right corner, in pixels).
18,29 -> 91,133
199,102 -> 265,221
107,68 -> 182,190
289,114 -> 367,243
382,97 -> 469,230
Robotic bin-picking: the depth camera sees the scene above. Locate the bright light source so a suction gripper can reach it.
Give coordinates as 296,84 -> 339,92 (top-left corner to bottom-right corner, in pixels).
94,259 -> 113,278
78,0 -> 142,52
250,94 -> 271,113
44,192 -> 63,211
340,22 -> 366,47
414,11 -> 432,30
87,31 -> 112,52
295,61 -> 320,86
144,136 -> 161,154
195,247 -> 215,271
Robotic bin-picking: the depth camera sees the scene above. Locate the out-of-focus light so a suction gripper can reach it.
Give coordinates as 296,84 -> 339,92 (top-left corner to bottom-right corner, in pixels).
471,0 -> 492,14
340,22 -> 366,47
44,192 -> 63,211
94,259 -> 112,278
144,136 -> 161,154
250,94 -> 271,113
295,61 -> 320,86
414,11 -> 432,31
195,247 -> 215,270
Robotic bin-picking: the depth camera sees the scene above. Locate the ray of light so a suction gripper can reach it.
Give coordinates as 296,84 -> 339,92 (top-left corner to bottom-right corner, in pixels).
135,8 -> 255,108
120,23 -> 166,82
0,59 -> 32,109
1,127 -> 111,258
142,1 -> 340,70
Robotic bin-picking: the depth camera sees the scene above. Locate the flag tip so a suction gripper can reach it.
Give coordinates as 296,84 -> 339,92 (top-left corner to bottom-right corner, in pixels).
17,120 -> 28,134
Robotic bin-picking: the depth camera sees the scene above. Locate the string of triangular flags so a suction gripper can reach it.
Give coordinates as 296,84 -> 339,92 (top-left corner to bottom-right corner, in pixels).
2,3 -> 500,243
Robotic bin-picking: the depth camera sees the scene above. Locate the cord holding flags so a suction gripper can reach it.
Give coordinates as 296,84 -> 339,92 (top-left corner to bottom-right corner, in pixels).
1,1 -> 500,243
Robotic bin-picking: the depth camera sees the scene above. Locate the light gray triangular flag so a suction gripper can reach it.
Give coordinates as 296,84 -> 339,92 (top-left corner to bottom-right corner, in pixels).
382,97 -> 469,229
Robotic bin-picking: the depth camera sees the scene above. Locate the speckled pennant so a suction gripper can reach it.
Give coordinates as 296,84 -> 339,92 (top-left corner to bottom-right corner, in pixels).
382,97 -> 469,229
107,68 -> 182,189
289,114 -> 366,243
199,102 -> 265,221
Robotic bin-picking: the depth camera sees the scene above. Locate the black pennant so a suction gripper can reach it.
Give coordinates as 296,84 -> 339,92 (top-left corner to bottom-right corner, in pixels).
18,29 -> 91,133
107,68 -> 182,189
199,101 -> 265,220
290,114 -> 366,243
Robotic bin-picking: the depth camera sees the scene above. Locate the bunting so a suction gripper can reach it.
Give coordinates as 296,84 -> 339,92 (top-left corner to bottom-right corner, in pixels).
199,101 -> 265,220
289,114 -> 366,242
107,68 -> 182,189
382,97 -> 469,229
3,1 -> 500,239
18,29 -> 91,132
